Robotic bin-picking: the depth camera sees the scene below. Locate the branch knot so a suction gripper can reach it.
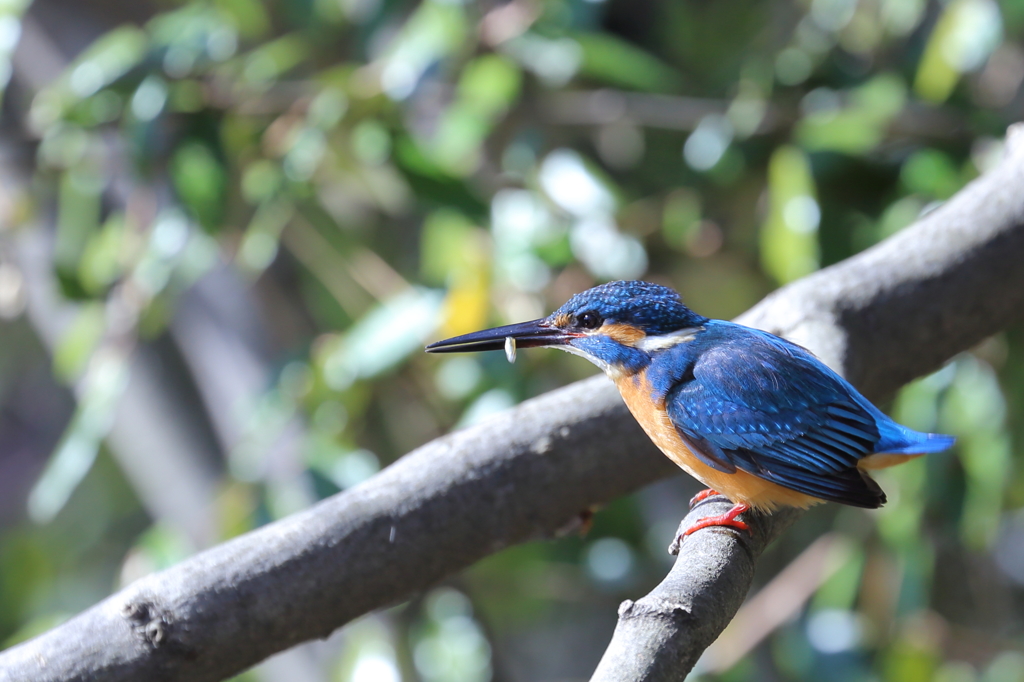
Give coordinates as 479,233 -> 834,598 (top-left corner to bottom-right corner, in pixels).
122,598 -> 169,649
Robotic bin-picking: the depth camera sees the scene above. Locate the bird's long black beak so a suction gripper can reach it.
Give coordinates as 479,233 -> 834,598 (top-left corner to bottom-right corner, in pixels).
425,319 -> 574,354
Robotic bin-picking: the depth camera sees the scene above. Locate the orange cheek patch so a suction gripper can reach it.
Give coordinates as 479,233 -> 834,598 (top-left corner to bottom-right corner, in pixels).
600,323 -> 645,345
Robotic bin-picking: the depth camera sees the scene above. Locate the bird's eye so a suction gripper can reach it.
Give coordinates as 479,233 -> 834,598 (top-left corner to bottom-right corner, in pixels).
577,311 -> 602,329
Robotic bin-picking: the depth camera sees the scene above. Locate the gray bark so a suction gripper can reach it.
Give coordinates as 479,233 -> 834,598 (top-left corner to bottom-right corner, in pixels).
591,501 -> 802,682
2,126 -> 1024,682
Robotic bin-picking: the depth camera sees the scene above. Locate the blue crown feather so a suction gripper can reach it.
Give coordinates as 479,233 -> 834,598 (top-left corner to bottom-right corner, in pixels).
552,281 -> 708,335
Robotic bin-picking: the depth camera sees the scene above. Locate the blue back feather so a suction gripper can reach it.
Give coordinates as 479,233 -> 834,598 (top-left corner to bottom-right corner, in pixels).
647,320 -> 954,508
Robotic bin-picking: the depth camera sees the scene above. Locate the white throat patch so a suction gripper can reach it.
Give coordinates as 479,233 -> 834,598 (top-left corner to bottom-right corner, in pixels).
635,326 -> 703,352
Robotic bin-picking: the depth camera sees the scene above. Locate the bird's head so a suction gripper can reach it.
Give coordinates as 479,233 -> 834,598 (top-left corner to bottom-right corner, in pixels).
425,281 -> 708,376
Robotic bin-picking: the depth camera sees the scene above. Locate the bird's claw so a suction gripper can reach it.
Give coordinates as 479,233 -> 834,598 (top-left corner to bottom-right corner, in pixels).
669,502 -> 751,555
682,514 -> 750,536
689,488 -> 720,508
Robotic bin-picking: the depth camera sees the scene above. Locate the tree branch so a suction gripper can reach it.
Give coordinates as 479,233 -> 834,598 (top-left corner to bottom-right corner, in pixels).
3,126 -> 1024,682
541,89 -> 967,142
591,501 -> 802,682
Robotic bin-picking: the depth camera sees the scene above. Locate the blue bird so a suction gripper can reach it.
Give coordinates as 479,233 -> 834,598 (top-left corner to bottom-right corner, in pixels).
426,281 -> 955,536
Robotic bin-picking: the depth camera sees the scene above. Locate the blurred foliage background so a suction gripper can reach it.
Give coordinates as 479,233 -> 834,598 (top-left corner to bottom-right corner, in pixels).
0,0 -> 1023,680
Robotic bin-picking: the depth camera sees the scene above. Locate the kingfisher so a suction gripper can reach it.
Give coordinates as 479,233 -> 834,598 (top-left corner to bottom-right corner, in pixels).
425,281 -> 954,537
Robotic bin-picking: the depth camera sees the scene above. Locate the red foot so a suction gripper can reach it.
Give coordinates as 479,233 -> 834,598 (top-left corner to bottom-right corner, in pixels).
682,502 -> 751,537
689,488 -> 720,508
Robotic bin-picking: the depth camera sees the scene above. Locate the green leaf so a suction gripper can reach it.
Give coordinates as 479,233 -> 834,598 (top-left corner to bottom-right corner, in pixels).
55,167 -> 103,289
53,304 -> 105,382
573,32 -> 681,93
322,288 -> 445,388
662,188 -> 702,251
79,212 -> 128,295
900,149 -> 962,199
31,351 -> 130,523
914,0 -> 1003,103
797,74 -> 907,155
33,25 -> 147,128
458,55 -> 522,118
760,146 -> 820,284
171,141 -> 227,232
421,210 -> 478,284
215,0 -> 270,39
242,33 -> 310,86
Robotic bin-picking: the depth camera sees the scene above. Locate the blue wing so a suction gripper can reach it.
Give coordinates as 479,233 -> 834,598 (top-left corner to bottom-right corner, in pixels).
657,324 -> 888,508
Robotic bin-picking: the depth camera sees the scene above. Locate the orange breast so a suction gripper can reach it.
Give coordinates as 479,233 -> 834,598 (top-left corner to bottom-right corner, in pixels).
613,372 -> 824,512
